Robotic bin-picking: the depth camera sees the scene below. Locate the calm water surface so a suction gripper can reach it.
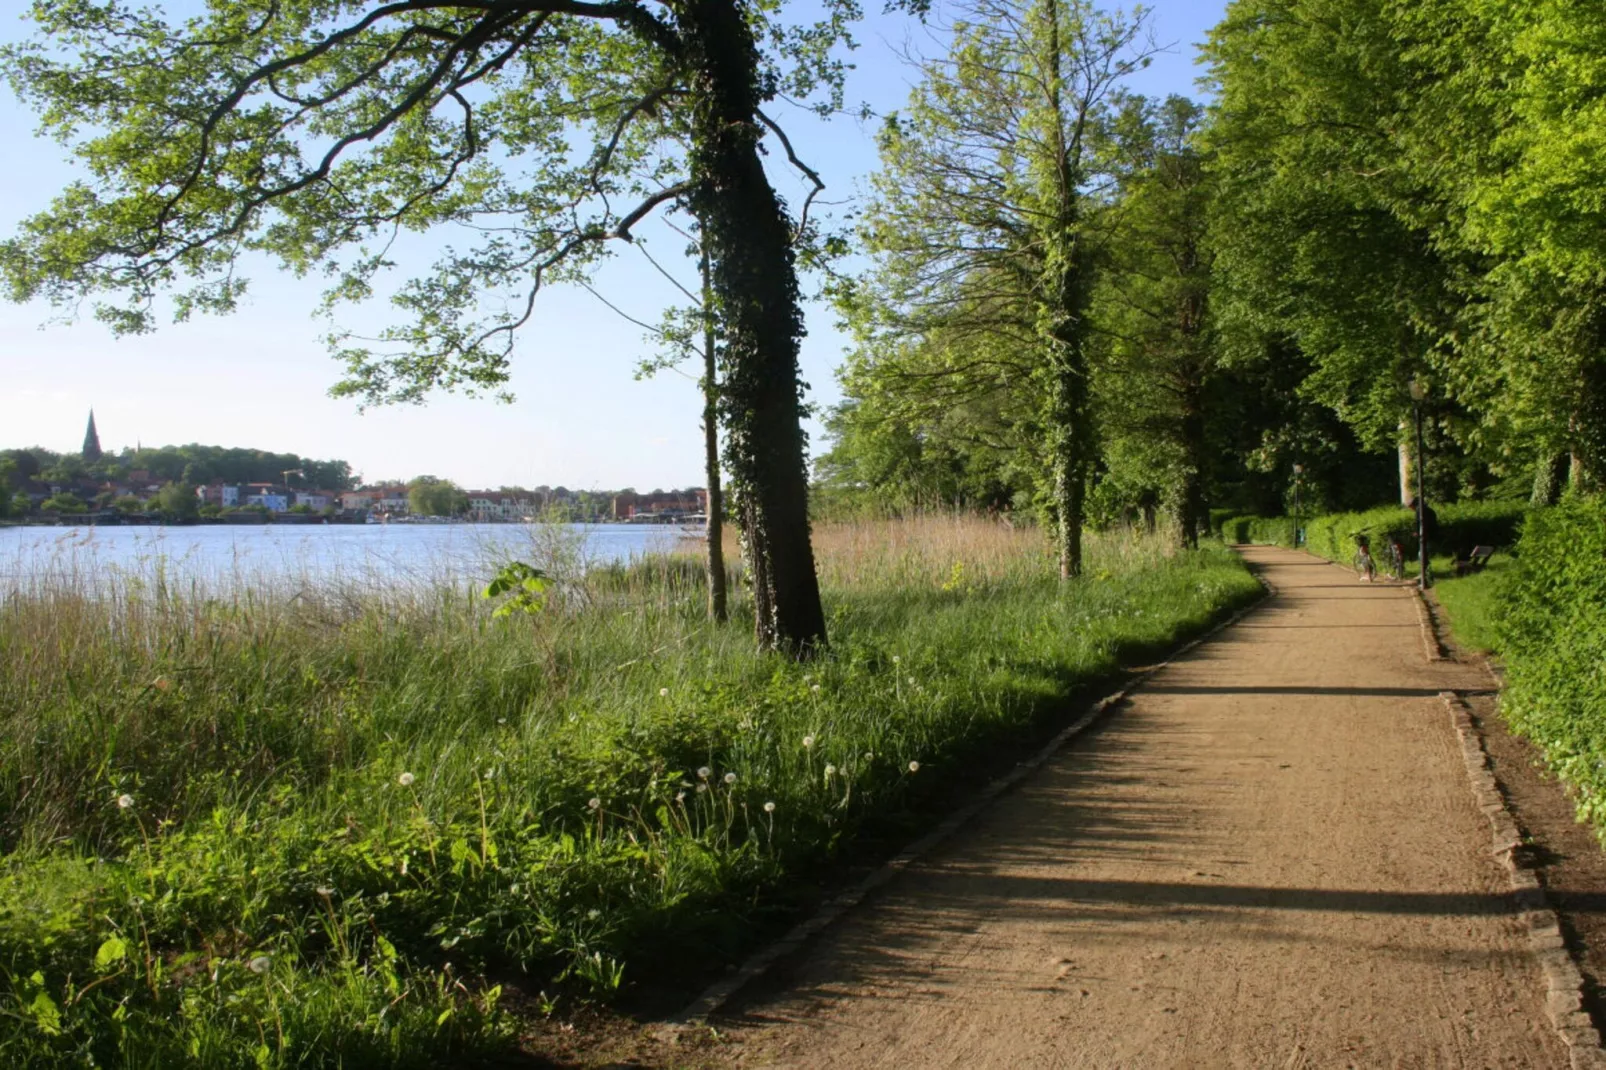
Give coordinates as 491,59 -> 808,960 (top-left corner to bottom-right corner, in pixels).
0,522 -> 687,588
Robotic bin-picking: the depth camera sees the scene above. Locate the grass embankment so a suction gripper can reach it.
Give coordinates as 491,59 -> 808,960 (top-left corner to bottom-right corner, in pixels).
0,518 -> 1260,1066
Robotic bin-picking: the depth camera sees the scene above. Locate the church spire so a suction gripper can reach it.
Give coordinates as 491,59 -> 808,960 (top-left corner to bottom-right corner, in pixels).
82,409 -> 102,461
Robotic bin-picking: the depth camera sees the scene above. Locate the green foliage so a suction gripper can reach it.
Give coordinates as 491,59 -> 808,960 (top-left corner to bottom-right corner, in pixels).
39,492 -> 86,514
1497,497 -> 1606,832
1220,501 -> 1529,566
0,525 -> 1258,1060
482,562 -> 548,618
406,477 -> 466,518
154,482 -> 198,521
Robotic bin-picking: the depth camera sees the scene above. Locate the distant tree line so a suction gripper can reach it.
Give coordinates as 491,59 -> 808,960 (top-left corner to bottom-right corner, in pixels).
1,445 -> 354,492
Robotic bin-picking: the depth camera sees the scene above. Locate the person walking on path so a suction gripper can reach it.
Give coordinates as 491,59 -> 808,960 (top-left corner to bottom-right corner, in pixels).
716,546 -> 1565,1068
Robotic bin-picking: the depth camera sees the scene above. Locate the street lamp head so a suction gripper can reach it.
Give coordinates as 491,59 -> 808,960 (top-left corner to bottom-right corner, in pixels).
1409,377 -> 1425,402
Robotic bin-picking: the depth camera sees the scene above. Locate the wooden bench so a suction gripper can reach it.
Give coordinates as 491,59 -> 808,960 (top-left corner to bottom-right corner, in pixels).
1454,546 -> 1494,577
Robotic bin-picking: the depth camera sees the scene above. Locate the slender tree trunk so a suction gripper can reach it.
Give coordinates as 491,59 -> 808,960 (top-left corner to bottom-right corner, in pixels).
1047,343 -> 1089,578
699,240 -> 728,623
1178,374 -> 1206,550
683,0 -> 825,654
1398,429 -> 1414,506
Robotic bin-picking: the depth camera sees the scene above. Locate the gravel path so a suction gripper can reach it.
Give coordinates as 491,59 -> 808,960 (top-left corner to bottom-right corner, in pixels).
718,546 -> 1565,1068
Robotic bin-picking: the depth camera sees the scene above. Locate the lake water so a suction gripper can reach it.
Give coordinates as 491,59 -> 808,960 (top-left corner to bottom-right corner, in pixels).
0,522 -> 690,589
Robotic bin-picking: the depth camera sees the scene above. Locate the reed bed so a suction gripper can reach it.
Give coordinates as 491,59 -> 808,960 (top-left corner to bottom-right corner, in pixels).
0,518 -> 1258,1067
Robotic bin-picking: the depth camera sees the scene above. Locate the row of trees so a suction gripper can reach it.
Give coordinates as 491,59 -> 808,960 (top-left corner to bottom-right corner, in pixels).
820,0 -> 1606,558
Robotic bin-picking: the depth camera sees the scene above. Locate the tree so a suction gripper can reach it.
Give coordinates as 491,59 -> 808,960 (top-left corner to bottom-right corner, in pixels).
41,491 -> 87,513
155,482 -> 199,521
1,0 -> 849,652
408,476 -> 466,517
843,0 -> 1154,577
1094,95 -> 1215,546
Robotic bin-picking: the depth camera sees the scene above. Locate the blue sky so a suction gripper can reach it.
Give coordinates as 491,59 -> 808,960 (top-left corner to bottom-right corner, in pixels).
0,0 -> 1225,490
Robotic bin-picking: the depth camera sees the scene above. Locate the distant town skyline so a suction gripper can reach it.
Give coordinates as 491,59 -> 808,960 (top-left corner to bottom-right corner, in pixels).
0,0 -> 1224,490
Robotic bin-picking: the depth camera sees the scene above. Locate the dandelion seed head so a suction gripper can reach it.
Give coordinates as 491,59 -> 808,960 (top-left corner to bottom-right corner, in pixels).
824,764 -> 837,777
587,797 -> 601,810
587,908 -> 601,920
116,793 -> 134,810
316,886 -> 335,898
908,677 -> 916,686
697,766 -> 712,780
763,801 -> 776,813
659,687 -> 669,697
248,955 -> 272,975
802,735 -> 815,749
891,655 -> 901,664
908,760 -> 921,773
723,772 -> 737,785
810,683 -> 821,693
397,772 -> 415,787
696,782 -> 708,794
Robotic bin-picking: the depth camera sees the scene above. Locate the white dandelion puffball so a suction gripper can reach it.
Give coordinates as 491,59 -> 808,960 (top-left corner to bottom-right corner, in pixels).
316,886 -> 335,898
864,752 -> 874,761
892,655 -> 901,664
697,766 -> 712,780
116,794 -> 134,810
248,955 -> 272,975
723,772 -> 737,785
587,908 -> 601,920
397,772 -> 415,787
659,687 -> 669,697
763,801 -> 776,813
696,782 -> 708,794
824,764 -> 837,777
810,683 -> 821,693
908,677 -> 916,687
908,760 -> 921,773
802,735 -> 816,749
588,797 -> 601,810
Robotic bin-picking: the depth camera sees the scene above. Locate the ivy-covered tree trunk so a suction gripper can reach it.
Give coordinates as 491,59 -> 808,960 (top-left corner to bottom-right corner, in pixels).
683,0 -> 825,653
1035,0 -> 1092,581
1046,330 -> 1090,578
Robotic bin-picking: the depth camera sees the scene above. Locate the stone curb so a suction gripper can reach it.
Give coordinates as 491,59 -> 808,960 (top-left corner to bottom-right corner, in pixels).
663,566 -> 1278,1031
1441,690 -> 1606,1069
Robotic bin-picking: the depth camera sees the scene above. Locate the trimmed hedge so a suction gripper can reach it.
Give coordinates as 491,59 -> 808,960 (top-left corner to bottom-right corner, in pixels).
1498,496 -> 1606,831
1216,501 -> 1528,565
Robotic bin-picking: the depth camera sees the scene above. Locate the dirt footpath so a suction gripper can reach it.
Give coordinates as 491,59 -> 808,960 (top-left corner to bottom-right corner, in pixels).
716,547 -> 1565,1068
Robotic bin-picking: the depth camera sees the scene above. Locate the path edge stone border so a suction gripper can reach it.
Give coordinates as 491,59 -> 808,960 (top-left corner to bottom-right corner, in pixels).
1442,690 -> 1606,1068
662,568 -> 1277,1031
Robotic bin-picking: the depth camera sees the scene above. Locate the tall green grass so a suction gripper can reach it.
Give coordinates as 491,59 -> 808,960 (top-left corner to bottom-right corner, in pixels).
0,518 -> 1260,1066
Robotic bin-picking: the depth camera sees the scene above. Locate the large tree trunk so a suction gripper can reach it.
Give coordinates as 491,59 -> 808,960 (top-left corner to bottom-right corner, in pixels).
699,240 -> 728,623
683,0 -> 825,654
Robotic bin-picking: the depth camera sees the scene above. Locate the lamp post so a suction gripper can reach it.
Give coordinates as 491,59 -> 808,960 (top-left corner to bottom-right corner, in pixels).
1409,378 -> 1428,589
1292,463 -> 1304,548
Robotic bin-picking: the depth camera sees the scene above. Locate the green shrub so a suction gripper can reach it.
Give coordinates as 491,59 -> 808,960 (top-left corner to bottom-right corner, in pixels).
1497,496 -> 1606,833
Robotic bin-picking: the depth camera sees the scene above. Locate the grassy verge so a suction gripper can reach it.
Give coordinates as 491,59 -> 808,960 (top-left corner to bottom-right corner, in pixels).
1428,555 -> 1512,655
0,518 -> 1260,1066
